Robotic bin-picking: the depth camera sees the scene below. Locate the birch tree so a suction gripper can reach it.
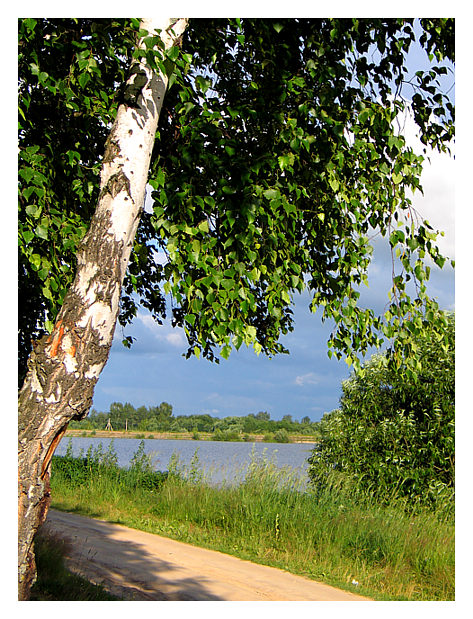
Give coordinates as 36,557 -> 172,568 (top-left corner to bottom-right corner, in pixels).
18,18 -> 454,599
18,17 -> 188,599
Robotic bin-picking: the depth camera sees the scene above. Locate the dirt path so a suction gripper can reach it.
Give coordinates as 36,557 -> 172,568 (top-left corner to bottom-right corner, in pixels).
44,509 -> 371,601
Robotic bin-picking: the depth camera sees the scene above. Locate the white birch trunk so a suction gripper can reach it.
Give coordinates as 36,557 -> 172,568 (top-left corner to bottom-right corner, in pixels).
18,17 -> 188,600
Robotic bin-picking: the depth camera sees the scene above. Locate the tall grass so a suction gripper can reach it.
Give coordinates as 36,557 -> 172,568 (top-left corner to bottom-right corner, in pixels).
50,441 -> 454,601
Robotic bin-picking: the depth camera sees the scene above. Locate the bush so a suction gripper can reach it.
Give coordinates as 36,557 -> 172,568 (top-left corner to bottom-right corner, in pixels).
213,429 -> 242,441
274,429 -> 290,443
308,312 -> 454,510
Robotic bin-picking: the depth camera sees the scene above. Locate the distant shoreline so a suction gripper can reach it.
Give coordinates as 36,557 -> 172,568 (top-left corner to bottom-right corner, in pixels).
64,428 -> 318,444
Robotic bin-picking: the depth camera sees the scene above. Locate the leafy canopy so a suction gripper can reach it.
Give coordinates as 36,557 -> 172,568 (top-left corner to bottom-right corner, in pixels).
18,18 -> 454,384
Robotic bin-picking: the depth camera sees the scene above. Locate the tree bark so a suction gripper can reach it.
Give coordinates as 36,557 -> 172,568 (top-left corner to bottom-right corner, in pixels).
17,17 -> 188,600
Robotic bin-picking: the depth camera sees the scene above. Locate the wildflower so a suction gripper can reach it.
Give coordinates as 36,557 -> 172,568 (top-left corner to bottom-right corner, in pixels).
352,579 -> 359,587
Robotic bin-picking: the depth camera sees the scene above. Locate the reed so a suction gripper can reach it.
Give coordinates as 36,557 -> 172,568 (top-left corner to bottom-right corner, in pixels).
50,441 -> 454,601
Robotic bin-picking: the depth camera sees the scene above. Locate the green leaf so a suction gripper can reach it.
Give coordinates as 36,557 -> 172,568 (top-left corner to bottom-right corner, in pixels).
184,314 -> 196,326
78,71 -> 90,88
390,230 -> 405,246
328,176 -> 339,192
278,153 -> 295,171
25,204 -> 39,217
22,230 -> 35,244
22,187 -> 36,201
166,46 -> 180,62
263,188 -> 279,200
222,185 -> 236,195
19,168 -> 35,183
35,224 -> 49,240
155,168 -> 165,187
221,345 -> 231,359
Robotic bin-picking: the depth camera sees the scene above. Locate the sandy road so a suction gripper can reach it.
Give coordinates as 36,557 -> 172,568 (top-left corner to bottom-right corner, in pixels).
44,509 -> 371,601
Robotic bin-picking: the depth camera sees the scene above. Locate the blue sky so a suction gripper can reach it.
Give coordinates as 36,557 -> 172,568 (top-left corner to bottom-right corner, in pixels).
92,104 -> 455,421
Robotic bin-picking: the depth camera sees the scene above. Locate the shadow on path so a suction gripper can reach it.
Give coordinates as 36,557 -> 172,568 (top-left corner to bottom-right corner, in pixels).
44,509 -> 222,600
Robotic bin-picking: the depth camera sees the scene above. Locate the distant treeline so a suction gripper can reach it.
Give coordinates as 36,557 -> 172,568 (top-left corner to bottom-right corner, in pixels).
69,402 -> 320,436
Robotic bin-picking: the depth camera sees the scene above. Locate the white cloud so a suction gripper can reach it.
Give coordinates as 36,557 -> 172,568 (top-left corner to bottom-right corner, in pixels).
294,372 -> 320,387
136,312 -> 186,348
397,106 -> 455,259
137,312 -> 157,330
165,331 -> 185,347
412,153 -> 455,259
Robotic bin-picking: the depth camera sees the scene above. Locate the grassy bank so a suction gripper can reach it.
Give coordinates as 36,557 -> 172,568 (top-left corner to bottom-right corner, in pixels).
49,443 -> 454,601
64,428 -> 318,443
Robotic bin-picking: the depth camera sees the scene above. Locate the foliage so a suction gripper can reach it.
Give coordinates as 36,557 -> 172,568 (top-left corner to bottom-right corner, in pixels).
274,428 -> 291,443
18,18 -> 454,386
307,312 -> 454,509
213,428 -> 242,441
68,403 -> 320,436
150,18 -> 454,375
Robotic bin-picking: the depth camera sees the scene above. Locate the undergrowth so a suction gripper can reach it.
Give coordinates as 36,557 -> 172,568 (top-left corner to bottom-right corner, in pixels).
49,440 -> 455,601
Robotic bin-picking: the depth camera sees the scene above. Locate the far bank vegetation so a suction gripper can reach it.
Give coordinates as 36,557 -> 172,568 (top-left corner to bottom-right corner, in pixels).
68,405 -> 320,443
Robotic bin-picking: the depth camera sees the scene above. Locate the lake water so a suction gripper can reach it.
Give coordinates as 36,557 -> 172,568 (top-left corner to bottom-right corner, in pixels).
56,436 -> 316,486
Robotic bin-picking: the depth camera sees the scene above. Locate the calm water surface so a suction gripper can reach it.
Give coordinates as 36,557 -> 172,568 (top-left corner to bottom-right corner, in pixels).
56,437 -> 315,485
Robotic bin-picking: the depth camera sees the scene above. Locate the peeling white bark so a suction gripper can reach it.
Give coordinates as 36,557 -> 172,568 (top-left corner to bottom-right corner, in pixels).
73,264 -> 99,302
30,372 -> 43,394
62,351 -> 78,374
85,363 -> 103,380
100,17 -> 188,248
74,17 -> 188,349
77,292 -> 120,343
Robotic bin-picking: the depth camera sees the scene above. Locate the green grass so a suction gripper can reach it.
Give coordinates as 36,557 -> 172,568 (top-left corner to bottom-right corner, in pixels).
49,443 -> 454,601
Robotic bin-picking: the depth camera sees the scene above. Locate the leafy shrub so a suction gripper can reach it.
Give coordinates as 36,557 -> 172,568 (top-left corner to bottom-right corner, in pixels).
51,455 -> 91,485
308,312 -> 454,510
274,429 -> 290,443
213,429 -> 242,441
